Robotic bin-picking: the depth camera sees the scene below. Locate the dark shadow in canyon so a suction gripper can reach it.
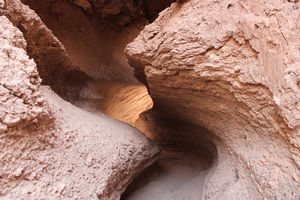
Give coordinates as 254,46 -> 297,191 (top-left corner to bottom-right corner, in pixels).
121,110 -> 218,200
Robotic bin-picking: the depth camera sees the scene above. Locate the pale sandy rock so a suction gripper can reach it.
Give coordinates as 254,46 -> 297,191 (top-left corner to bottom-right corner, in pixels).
1,87 -> 159,200
2,0 -> 299,199
133,110 -> 258,199
0,16 -> 48,131
4,0 -> 92,99
126,0 -> 300,198
0,0 -> 4,10
0,15 -> 160,200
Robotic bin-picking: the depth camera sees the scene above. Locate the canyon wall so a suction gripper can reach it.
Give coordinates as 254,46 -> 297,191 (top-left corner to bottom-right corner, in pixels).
0,10 -> 159,199
126,0 -> 300,199
1,0 -> 299,199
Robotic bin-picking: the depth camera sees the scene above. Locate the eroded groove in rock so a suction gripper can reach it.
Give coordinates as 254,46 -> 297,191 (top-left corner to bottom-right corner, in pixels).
3,0 -> 147,101
6,0 -> 162,126
75,80 -> 153,126
123,110 -> 256,200
0,0 -> 180,199
3,0 -> 179,103
126,0 -> 300,199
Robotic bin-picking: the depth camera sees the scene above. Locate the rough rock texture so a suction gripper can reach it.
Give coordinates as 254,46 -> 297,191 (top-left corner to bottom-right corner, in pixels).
2,0 -> 300,199
3,0 -> 178,102
128,110 -> 256,200
126,0 -> 300,199
71,0 -> 145,26
71,0 -> 177,25
4,0 -> 92,100
0,15 -> 159,200
0,16 -> 48,133
131,109 -> 261,199
3,0 -> 148,102
0,0 -> 4,14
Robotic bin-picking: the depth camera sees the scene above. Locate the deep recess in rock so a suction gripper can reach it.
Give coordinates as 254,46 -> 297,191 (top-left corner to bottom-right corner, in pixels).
11,0 -> 138,100
122,111 -> 218,199
142,0 -> 176,22
125,0 -> 300,199
11,0 -> 177,102
0,13 -> 161,200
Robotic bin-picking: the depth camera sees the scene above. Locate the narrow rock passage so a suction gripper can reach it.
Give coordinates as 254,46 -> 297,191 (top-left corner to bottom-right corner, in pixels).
2,0 -> 299,199
74,81 -> 217,200
122,150 -> 209,200
74,80 -> 153,126
10,1 -> 216,198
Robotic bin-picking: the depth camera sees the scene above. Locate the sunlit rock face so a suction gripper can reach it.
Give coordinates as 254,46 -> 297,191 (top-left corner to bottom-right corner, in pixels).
126,0 -> 300,199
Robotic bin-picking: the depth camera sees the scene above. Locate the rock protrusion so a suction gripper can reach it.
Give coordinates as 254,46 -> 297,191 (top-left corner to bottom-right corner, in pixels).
126,0 -> 300,198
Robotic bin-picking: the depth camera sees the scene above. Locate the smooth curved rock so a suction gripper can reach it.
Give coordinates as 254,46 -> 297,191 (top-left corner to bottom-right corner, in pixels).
126,0 -> 300,198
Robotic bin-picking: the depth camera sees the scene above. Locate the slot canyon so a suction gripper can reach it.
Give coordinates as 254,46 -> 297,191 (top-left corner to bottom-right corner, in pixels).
0,0 -> 299,199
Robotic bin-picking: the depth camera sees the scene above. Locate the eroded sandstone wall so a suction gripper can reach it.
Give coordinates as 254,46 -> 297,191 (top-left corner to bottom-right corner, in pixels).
4,0 -> 92,100
0,14 -> 159,200
126,0 -> 300,198
3,0 -> 149,101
